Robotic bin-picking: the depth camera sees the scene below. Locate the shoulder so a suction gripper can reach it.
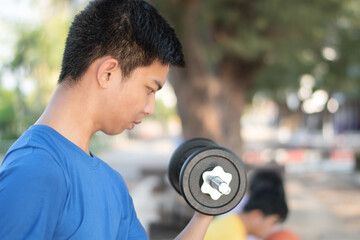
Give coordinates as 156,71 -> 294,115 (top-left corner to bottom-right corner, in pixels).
5,125 -> 58,157
1,126 -> 72,197
1,140 -> 68,199
98,158 -> 127,183
1,147 -> 66,184
97,159 -> 132,202
205,214 -> 246,240
212,214 -> 243,228
3,125 -> 73,169
3,125 -> 64,173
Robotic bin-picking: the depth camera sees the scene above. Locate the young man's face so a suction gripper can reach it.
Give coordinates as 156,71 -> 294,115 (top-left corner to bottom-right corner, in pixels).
102,60 -> 169,135
252,212 -> 280,239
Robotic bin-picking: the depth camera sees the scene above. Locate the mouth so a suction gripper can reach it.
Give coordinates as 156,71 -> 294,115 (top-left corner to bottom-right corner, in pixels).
129,120 -> 142,130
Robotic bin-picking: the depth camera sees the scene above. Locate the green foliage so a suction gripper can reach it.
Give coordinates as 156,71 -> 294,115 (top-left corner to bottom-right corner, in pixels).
10,12 -> 71,107
0,1 -> 71,140
0,90 -> 17,139
152,0 -> 360,101
150,99 -> 178,122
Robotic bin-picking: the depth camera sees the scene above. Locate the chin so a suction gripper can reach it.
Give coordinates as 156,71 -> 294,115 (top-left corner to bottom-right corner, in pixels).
101,127 -> 125,136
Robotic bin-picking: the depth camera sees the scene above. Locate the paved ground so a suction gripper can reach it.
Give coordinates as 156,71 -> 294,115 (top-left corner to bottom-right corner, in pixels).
99,139 -> 360,240
283,171 -> 360,240
2,137 -> 359,239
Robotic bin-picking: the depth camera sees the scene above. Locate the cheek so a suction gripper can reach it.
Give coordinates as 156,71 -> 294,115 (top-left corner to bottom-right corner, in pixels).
259,221 -> 277,238
114,84 -> 149,117
124,93 -> 148,115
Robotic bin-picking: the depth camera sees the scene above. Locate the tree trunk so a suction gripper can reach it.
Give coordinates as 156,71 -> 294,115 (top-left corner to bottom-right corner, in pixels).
169,0 -> 262,156
220,56 -> 264,151
170,58 -> 261,156
170,68 -> 223,141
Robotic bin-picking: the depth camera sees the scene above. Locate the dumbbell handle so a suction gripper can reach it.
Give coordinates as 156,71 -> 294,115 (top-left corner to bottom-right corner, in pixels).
209,176 -> 231,195
201,166 -> 232,200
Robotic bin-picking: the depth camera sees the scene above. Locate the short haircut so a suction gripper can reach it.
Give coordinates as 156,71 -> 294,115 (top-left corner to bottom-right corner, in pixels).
249,168 -> 284,194
59,0 -> 184,83
243,186 -> 288,222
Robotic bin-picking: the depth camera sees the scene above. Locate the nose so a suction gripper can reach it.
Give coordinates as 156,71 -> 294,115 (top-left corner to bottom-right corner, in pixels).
144,95 -> 156,116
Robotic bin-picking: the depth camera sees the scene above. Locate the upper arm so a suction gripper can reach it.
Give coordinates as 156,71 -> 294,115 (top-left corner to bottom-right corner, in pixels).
127,195 -> 149,240
0,147 -> 68,239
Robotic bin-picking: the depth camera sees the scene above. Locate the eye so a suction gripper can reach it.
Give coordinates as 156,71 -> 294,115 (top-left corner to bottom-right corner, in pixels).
147,87 -> 155,94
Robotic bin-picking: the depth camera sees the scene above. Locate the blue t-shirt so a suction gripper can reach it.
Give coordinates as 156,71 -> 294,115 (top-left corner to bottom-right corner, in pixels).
0,125 -> 148,240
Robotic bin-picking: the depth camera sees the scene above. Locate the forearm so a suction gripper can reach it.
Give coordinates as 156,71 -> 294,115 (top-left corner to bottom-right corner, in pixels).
174,212 -> 213,240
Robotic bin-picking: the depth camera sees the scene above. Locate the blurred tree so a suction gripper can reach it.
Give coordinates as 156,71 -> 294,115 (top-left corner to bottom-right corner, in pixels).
150,98 -> 178,133
0,90 -> 17,139
151,0 -> 360,154
0,0 -> 73,138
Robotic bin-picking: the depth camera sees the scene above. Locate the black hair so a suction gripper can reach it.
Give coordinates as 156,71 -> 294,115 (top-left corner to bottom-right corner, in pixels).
249,168 -> 284,194
243,186 -> 288,222
59,0 -> 184,83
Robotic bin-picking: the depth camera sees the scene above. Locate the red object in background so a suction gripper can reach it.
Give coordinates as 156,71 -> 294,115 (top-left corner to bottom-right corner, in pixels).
243,151 -> 263,164
286,149 -> 304,163
329,150 -> 355,162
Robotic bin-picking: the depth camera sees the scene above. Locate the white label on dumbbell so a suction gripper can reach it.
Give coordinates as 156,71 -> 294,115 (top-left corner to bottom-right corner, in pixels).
201,166 -> 232,200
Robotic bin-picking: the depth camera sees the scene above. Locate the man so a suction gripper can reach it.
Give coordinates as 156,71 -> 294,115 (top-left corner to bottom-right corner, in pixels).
223,168 -> 286,240
0,0 -> 212,239
204,185 -> 288,240
226,168 -> 285,216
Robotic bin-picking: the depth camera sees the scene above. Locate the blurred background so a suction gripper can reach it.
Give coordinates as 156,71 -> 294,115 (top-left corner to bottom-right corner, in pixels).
1,0 -> 360,239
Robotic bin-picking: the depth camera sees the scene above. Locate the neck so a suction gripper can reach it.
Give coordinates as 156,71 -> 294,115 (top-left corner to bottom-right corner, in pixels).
36,82 -> 99,155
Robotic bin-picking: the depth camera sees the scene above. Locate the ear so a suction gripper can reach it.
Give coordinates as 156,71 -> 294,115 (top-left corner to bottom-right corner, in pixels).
249,209 -> 264,222
96,57 -> 120,88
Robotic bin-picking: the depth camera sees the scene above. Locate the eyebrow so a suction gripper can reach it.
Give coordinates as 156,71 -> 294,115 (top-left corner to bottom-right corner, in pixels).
153,79 -> 163,91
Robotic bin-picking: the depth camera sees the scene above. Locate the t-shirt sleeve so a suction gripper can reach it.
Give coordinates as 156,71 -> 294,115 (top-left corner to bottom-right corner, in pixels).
127,194 -> 149,240
0,147 -> 68,240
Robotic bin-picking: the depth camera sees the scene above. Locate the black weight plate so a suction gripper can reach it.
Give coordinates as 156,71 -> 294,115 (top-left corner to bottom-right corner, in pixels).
168,138 -> 219,195
179,147 -> 247,215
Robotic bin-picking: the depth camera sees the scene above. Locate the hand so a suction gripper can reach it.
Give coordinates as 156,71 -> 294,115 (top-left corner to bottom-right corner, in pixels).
174,212 -> 214,240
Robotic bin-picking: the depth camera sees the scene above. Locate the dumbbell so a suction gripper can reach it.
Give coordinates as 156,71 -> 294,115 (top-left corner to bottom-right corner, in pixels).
168,138 -> 247,216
